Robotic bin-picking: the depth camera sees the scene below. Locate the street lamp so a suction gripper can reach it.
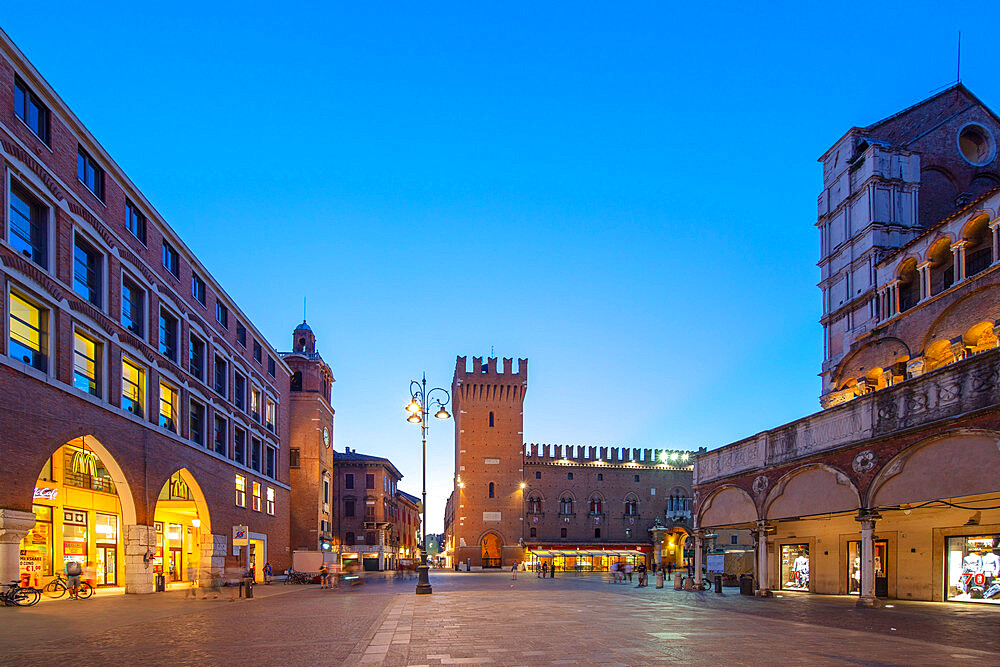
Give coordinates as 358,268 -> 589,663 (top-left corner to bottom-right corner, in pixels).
404,373 -> 450,595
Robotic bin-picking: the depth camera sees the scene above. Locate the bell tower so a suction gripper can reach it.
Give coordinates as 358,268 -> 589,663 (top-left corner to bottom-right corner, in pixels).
451,355 -> 527,568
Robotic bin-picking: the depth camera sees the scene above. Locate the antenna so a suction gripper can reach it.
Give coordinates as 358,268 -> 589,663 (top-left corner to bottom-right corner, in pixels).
490,345 -> 495,357
957,30 -> 962,83
303,296 -> 307,322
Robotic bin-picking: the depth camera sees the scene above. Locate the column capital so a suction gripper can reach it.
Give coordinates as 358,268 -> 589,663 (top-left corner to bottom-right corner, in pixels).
854,508 -> 882,523
951,239 -> 970,250
989,219 -> 1000,230
916,261 -> 932,271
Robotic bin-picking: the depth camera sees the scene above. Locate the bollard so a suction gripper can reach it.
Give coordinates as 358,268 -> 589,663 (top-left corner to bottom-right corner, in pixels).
714,574 -> 723,594
244,577 -> 254,599
656,571 -> 664,589
673,572 -> 682,590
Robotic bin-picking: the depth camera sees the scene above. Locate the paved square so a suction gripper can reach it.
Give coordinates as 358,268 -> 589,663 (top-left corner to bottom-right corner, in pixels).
0,572 -> 997,665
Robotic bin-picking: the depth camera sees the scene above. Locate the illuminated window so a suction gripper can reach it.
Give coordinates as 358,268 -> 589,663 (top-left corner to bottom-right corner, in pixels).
159,383 -> 177,432
73,332 -> 101,397
251,387 -> 261,422
159,309 -> 178,361
121,357 -> 145,417
266,487 -> 275,515
265,399 -> 275,432
235,474 -> 246,507
252,481 -> 261,512
10,184 -> 48,268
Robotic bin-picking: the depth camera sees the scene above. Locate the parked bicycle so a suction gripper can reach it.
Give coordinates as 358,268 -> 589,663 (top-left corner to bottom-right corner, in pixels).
1,581 -> 41,607
283,569 -> 313,585
42,574 -> 94,599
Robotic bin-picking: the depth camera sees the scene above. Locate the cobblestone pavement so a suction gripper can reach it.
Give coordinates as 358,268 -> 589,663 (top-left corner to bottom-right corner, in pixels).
1,572 -> 998,665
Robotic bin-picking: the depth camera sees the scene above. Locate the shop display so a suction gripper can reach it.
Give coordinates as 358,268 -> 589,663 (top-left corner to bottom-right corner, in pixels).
780,544 -> 809,591
947,535 -> 1000,603
847,540 -> 888,596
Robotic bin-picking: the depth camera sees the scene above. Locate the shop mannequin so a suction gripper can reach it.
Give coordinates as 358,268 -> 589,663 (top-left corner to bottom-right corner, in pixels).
792,552 -> 809,588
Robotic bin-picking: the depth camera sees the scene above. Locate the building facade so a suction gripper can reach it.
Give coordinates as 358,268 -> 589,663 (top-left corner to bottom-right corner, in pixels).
282,321 -> 336,553
444,356 -> 695,571
0,28 -> 291,592
694,85 -> 1000,606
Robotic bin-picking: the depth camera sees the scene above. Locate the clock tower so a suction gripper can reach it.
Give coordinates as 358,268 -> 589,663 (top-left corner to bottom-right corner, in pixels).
281,321 -> 336,552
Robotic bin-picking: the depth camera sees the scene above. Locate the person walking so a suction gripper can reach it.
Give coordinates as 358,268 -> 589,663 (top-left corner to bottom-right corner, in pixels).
542,561 -> 548,579
65,559 -> 82,600
625,562 -> 633,583
637,562 -> 647,587
319,563 -> 329,589
263,562 -> 273,585
511,562 -> 518,580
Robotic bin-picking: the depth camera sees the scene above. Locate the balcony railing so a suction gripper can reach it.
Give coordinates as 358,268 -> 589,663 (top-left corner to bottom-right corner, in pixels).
64,470 -> 115,495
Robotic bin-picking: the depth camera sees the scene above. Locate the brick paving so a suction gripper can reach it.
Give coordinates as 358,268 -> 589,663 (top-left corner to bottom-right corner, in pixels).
1,572 -> 998,665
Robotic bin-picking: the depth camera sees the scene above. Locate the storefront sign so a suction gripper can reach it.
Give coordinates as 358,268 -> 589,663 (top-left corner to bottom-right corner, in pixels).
33,487 -> 58,500
233,525 -> 249,546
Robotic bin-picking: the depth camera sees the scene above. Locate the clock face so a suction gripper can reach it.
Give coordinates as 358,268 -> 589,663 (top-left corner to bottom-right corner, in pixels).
323,427 -> 330,448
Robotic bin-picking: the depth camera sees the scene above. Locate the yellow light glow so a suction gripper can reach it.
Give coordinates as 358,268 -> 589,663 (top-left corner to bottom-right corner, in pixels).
407,412 -> 422,423
519,482 -> 526,489
435,407 -> 450,419
406,399 -> 421,413
191,518 -> 201,528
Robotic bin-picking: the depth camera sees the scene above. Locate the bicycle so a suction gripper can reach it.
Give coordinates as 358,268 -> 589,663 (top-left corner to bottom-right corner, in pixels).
42,574 -> 94,599
1,581 -> 41,607
283,569 -> 312,585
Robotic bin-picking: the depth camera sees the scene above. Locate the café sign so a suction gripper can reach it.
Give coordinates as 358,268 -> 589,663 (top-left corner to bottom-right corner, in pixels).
33,487 -> 58,501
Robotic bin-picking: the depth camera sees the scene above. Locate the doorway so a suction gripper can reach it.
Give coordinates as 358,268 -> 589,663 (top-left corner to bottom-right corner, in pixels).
481,533 -> 502,568
848,540 -> 889,598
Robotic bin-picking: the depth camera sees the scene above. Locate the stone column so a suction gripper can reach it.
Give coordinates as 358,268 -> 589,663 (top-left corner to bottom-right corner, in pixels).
952,241 -> 968,283
990,221 -> 1000,265
693,530 -> 704,588
917,262 -> 931,301
856,511 -> 881,608
0,509 -> 36,586
124,524 -> 157,594
756,522 -> 772,597
201,534 -> 227,586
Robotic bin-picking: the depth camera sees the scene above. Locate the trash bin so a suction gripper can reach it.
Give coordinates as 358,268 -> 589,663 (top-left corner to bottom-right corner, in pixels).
714,574 -> 723,594
244,577 -> 254,599
739,574 -> 754,596
155,574 -> 166,592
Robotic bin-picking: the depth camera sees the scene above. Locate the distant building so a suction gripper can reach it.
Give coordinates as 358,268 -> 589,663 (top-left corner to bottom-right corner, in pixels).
443,356 -> 697,572
695,84 -> 1000,606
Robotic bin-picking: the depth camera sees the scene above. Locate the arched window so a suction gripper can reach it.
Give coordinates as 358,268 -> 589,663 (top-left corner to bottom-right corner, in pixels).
528,496 -> 541,514
589,497 -> 602,514
965,217 -> 994,277
897,259 -> 919,312
489,411 -> 494,427
929,238 -> 954,296
488,482 -> 495,498
290,371 -> 302,392
559,497 -> 573,514
560,527 -> 567,538
624,495 -> 637,516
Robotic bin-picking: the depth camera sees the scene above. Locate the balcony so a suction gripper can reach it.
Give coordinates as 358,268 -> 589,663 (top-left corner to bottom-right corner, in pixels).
696,345 -> 1000,485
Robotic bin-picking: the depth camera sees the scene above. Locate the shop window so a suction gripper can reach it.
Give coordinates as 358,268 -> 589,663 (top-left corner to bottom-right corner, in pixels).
10,183 -> 48,269
190,400 -> 205,445
159,472 -> 194,500
121,357 -> 145,418
266,445 -> 276,478
19,505 -> 53,583
251,437 -> 262,471
62,509 -> 89,574
252,481 -> 262,511
779,544 -> 810,591
125,199 -> 146,244
235,474 -> 246,506
159,382 -> 177,432
848,539 -> 888,597
121,275 -> 145,338
214,416 -> 227,455
10,293 -> 48,371
946,535 -> 1000,603
63,445 -> 115,494
73,331 -> 101,397
234,428 -> 246,465
266,487 -> 275,515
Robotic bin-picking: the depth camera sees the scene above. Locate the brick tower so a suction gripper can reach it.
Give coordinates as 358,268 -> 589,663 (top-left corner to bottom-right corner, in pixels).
451,356 -> 527,567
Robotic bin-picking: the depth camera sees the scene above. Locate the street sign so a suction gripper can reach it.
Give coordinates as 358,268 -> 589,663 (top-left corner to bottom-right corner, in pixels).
233,525 -> 249,546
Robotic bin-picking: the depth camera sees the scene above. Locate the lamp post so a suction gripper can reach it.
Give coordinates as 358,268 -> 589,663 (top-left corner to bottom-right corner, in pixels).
405,373 -> 451,595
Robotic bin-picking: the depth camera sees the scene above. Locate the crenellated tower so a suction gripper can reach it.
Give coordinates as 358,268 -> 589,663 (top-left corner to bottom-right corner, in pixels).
450,355 -> 527,567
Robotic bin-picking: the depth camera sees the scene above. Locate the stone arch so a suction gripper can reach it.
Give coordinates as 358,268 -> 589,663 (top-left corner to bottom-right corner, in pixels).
962,211 -> 995,277
479,531 -> 503,567
868,429 -> 1000,508
896,257 -> 921,312
764,464 -> 860,521
920,284 -> 1000,354
54,435 -> 138,526
966,173 -> 1000,200
834,338 -> 911,391
153,467 -> 213,536
697,484 -> 757,528
557,490 -> 576,514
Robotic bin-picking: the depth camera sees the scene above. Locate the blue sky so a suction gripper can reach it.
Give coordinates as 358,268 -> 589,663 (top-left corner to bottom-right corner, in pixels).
4,3 -> 994,531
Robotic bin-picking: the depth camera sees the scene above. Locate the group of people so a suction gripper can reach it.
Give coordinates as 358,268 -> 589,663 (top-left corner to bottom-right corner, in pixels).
609,561 -> 648,586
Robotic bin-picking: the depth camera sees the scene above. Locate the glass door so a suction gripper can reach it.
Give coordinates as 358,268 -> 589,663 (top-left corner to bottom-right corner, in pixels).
779,544 -> 810,591
848,540 -> 888,596
95,546 -> 117,586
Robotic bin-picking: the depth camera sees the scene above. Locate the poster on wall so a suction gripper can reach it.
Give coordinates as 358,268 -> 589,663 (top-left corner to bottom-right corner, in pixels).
706,554 -> 725,574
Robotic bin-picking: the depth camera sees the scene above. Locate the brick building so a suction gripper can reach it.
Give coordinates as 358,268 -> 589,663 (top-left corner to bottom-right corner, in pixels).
0,27 -> 291,592
694,85 -> 1000,606
444,356 -> 695,571
332,448 -> 421,571
282,321 -> 336,553
396,490 -> 421,563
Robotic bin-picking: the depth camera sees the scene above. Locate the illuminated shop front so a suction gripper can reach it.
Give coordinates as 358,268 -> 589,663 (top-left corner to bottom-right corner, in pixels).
947,534 -> 1000,604
526,548 -> 648,572
152,470 -> 209,584
18,439 -> 125,588
779,543 -> 810,591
